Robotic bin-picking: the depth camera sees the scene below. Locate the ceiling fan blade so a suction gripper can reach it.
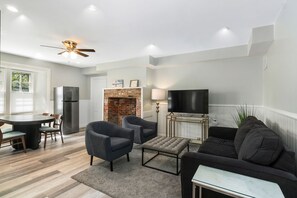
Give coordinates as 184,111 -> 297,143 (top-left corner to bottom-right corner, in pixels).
40,45 -> 64,50
76,49 -> 95,52
75,51 -> 89,57
58,51 -> 66,55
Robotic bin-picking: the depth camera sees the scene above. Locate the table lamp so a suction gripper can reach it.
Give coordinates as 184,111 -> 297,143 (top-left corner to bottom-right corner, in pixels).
151,89 -> 166,122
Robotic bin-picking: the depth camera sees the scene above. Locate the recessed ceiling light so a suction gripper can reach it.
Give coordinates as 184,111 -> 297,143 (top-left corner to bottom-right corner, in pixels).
19,15 -> 27,20
6,5 -> 18,13
222,26 -> 230,32
89,5 -> 97,11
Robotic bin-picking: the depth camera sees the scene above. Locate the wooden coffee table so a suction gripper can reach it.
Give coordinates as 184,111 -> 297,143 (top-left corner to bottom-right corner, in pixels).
142,136 -> 190,175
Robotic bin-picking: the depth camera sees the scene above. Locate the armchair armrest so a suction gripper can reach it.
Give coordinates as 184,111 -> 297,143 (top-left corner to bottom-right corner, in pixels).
139,119 -> 157,130
208,126 -> 237,140
85,129 -> 111,159
181,152 -> 297,198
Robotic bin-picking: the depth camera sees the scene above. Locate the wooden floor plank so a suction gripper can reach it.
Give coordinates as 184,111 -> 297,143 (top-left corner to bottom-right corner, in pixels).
0,131 -> 109,198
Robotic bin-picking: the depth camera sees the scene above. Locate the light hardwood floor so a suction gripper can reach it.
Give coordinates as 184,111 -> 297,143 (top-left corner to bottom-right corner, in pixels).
0,131 -> 110,198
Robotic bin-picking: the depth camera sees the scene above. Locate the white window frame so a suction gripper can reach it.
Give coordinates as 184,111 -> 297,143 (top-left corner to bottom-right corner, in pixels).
0,61 -> 51,115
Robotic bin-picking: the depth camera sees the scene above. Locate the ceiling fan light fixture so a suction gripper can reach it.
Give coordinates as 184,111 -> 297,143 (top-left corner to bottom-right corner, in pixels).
70,51 -> 77,59
62,51 -> 69,58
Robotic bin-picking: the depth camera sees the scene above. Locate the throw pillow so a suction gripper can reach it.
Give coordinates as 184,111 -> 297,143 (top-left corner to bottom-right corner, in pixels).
234,116 -> 266,154
238,127 -> 283,165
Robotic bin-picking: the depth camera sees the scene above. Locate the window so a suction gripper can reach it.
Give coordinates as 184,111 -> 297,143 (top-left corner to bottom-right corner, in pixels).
10,70 -> 34,113
0,64 -> 49,115
11,72 -> 32,92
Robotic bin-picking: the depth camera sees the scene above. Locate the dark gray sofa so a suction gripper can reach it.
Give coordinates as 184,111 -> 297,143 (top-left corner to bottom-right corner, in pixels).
181,116 -> 297,198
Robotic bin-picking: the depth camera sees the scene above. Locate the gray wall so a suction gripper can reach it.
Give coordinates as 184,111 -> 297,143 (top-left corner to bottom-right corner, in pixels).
1,52 -> 89,100
153,56 -> 264,105
264,0 -> 297,113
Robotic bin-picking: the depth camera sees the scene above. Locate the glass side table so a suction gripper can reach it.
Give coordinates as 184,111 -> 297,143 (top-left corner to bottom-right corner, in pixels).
192,165 -> 284,198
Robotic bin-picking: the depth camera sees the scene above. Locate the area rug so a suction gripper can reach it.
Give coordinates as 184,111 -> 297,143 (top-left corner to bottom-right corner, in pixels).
72,144 -> 198,198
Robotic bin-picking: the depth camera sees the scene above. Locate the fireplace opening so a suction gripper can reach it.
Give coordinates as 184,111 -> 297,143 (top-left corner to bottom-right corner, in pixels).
107,97 -> 136,125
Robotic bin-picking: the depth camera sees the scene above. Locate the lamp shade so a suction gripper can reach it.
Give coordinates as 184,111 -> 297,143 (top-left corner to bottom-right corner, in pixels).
151,89 -> 166,100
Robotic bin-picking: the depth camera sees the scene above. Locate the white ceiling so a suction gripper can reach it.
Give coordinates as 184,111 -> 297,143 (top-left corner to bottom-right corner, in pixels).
0,0 -> 286,68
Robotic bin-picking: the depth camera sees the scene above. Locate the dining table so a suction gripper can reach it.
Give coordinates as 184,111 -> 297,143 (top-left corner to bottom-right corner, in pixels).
0,114 -> 55,149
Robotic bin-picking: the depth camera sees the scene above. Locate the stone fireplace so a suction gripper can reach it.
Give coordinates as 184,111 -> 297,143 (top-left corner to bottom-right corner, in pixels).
104,88 -> 142,125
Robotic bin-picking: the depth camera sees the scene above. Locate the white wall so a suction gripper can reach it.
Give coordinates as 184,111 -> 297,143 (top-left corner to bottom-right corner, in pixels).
153,56 -> 263,105
264,0 -> 297,114
263,0 -> 297,157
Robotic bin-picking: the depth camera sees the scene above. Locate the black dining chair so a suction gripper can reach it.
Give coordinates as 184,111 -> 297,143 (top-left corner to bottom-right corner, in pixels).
39,114 -> 64,149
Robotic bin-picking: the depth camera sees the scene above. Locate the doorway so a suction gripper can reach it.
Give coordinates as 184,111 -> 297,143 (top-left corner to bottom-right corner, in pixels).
90,76 -> 107,122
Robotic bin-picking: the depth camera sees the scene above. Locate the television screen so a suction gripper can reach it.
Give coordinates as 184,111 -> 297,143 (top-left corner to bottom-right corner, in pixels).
168,89 -> 209,114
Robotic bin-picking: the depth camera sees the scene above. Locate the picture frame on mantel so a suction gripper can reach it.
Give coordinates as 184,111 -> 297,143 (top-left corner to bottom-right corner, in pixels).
130,80 -> 139,87
112,79 -> 124,88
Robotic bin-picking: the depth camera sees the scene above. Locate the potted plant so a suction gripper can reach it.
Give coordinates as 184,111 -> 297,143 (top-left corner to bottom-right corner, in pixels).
233,104 -> 256,127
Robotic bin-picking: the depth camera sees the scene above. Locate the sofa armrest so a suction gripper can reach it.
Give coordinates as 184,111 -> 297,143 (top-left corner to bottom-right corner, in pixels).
181,152 -> 297,198
208,126 -> 237,140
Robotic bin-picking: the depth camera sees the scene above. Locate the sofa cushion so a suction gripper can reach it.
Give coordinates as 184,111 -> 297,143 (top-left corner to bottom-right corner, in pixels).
238,128 -> 283,165
272,148 -> 296,176
198,137 -> 237,159
234,116 -> 266,154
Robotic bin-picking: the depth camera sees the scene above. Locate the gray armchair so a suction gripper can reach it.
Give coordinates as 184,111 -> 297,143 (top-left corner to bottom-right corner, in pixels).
122,115 -> 157,144
85,121 -> 134,171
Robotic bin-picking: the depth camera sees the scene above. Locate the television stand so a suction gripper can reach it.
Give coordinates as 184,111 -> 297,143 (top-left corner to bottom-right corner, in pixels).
166,113 -> 209,144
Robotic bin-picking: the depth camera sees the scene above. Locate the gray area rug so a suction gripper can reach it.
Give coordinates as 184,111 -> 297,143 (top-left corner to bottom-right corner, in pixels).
72,144 -> 199,198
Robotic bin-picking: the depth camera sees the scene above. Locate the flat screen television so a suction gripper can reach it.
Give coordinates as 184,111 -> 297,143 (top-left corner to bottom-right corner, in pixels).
168,89 -> 209,114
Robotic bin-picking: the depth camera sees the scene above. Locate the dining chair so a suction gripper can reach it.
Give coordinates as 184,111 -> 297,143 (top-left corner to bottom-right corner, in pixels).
39,114 -> 64,149
0,122 -> 27,153
41,112 -> 53,139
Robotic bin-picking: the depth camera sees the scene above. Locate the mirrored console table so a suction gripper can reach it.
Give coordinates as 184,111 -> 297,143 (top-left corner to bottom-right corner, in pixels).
192,165 -> 284,198
165,113 -> 209,144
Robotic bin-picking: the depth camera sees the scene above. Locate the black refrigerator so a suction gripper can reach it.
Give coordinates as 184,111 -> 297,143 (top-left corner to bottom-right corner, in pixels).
54,86 -> 79,134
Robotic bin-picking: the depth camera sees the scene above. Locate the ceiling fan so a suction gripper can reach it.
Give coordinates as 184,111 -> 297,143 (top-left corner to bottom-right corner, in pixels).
41,40 -> 95,58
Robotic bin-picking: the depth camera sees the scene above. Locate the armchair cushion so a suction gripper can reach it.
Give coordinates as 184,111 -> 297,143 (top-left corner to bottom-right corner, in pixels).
198,137 -> 237,159
110,137 -> 131,152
